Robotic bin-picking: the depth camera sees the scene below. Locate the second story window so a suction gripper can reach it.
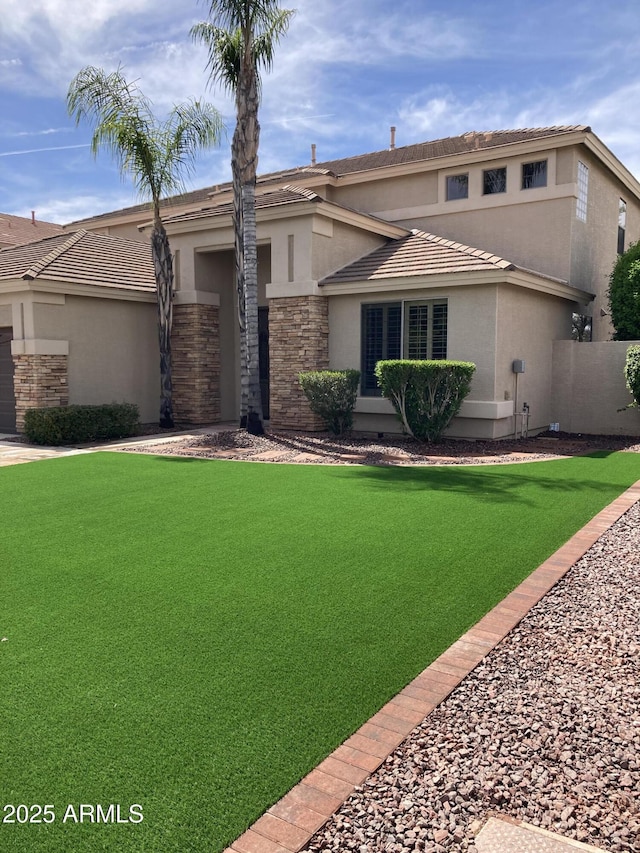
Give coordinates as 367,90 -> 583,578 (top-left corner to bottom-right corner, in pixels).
522,160 -> 547,189
446,174 -> 469,200
483,167 -> 506,195
576,161 -> 589,221
618,199 -> 627,254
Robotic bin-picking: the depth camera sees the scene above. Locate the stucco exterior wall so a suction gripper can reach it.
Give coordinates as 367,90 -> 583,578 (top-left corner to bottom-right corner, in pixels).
495,285 -> 574,436
407,197 -> 575,284
552,340 -> 640,435
32,295 -> 159,423
327,283 -> 503,437
80,222 -> 149,242
569,150 -> 640,341
334,172 -> 439,215
312,221 -> 386,282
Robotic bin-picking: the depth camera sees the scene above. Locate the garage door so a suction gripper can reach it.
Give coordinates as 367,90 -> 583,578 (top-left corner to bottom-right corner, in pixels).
0,328 -> 16,433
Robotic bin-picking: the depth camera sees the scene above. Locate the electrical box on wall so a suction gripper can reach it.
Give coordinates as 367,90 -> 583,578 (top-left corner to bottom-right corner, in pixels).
512,359 -> 526,374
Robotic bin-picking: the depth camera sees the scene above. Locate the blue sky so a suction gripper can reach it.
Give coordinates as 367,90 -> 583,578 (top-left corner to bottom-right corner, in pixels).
1,0 -> 639,224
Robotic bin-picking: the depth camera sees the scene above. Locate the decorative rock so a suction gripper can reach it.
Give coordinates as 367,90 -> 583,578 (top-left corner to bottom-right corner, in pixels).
305,502 -> 640,852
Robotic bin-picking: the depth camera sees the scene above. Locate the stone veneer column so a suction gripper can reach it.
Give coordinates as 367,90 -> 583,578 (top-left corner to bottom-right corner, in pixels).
269,295 -> 329,431
12,353 -> 69,432
171,299 -> 221,425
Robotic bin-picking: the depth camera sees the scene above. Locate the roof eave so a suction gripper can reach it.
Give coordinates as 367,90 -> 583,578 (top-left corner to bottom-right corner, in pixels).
320,267 -> 594,302
0,277 -> 156,301
164,197 -> 409,239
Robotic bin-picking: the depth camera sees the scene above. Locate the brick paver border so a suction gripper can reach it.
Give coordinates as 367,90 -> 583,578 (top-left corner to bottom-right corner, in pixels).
224,480 -> 640,853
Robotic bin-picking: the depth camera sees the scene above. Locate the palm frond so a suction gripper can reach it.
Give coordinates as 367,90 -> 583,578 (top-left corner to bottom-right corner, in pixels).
202,0 -> 285,33
192,5 -> 294,93
163,101 -> 225,187
191,23 -> 242,92
67,65 -> 221,208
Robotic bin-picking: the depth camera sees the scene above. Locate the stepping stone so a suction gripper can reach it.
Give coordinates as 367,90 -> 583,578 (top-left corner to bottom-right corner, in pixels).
252,451 -> 289,461
291,453 -> 323,462
475,816 -> 606,852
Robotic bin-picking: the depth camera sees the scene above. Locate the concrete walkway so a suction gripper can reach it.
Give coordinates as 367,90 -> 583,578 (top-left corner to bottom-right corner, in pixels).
0,424 -> 233,467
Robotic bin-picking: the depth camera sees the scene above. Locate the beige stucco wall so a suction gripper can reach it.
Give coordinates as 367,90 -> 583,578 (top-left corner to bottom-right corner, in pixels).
406,197 -> 575,283
327,282 -> 504,437
552,340 -> 640,435
334,172 -> 439,215
327,280 -> 577,439
80,222 -> 150,242
0,305 -> 12,326
569,150 -> 640,341
32,295 -> 159,423
495,284 -> 574,437
312,221 -> 386,281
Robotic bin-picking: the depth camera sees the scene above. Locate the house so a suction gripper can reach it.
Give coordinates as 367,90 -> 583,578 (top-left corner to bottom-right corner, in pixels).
0,212 -> 65,248
1,125 -> 640,437
0,230 -> 158,432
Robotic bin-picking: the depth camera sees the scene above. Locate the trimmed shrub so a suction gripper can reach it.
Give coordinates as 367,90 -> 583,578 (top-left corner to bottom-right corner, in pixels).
608,241 -> 640,340
23,403 -> 140,446
299,369 -> 360,435
375,360 -> 475,442
625,345 -> 640,407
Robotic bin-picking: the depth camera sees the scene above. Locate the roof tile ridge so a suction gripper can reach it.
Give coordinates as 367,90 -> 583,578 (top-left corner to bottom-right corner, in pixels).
280,184 -> 322,202
23,229 -> 87,280
410,229 -> 514,268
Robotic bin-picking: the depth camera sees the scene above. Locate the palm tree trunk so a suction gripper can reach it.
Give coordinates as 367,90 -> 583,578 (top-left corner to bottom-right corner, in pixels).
242,179 -> 263,433
235,37 -> 263,434
151,221 -> 174,428
231,144 -> 248,427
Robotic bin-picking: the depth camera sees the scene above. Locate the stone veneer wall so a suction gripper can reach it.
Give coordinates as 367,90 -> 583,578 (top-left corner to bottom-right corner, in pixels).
13,354 -> 69,432
171,303 -> 220,425
269,295 -> 329,431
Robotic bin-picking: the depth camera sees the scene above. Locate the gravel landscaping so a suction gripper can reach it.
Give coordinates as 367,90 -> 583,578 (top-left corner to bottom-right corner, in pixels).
123,429 -> 640,465
305,501 -> 640,853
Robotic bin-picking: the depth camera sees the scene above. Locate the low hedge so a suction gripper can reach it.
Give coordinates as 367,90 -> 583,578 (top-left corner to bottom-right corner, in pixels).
375,360 -> 475,442
23,403 -> 140,446
299,369 -> 360,435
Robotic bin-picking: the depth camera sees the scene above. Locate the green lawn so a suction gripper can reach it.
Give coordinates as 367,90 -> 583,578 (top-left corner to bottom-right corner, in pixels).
1,450 -> 640,852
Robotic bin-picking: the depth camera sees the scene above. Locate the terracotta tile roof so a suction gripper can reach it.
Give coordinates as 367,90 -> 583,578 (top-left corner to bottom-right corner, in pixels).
0,230 -> 155,291
312,126 -> 590,176
320,230 -> 517,284
0,213 -> 65,247
165,185 -> 323,224
68,126 -> 591,226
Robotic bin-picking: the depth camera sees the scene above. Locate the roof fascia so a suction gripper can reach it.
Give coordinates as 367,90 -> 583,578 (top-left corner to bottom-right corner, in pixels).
165,198 -> 409,239
0,278 -> 156,302
331,130 -> 590,187
320,267 -> 594,302
583,133 -> 640,199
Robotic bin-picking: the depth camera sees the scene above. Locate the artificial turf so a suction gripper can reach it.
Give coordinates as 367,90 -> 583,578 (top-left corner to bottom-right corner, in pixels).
1,450 -> 639,852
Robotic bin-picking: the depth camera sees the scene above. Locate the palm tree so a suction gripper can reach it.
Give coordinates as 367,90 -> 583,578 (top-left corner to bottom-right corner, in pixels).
192,1 -> 294,434
67,66 -> 223,428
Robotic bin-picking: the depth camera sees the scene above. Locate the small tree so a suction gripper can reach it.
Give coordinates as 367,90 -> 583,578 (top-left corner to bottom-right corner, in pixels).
375,360 -> 475,442
608,241 -> 640,340
67,67 -> 223,428
299,370 -> 360,435
625,345 -> 640,407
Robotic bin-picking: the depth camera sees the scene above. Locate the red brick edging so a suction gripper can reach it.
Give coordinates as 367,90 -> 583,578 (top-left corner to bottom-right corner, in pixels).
225,481 -> 640,853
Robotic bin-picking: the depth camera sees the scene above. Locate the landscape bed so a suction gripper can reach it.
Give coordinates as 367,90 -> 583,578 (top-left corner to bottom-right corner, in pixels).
1,450 -> 640,852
